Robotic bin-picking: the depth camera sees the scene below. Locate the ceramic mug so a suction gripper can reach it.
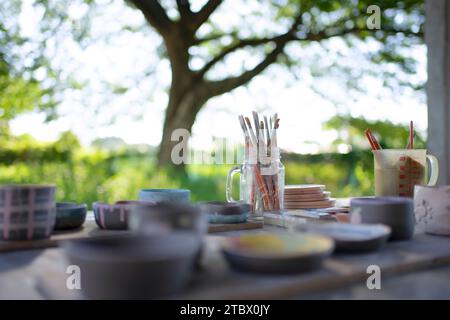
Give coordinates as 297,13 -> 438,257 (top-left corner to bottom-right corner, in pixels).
350,197 -> 415,241
138,189 -> 190,203
373,149 -> 439,197
414,185 -> 450,236
0,184 -> 56,240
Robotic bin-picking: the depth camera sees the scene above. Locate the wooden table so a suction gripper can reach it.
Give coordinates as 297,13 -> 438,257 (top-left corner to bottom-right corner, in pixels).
2,224 -> 450,299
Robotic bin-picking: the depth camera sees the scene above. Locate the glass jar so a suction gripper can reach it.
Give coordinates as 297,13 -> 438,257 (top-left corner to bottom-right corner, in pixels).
226,148 -> 285,217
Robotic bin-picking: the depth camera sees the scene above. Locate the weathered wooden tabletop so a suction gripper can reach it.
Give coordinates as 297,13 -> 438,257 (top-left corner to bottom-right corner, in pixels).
1,223 -> 450,299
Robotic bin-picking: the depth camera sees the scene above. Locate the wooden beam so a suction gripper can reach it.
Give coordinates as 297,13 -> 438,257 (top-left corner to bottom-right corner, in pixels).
426,0 -> 450,184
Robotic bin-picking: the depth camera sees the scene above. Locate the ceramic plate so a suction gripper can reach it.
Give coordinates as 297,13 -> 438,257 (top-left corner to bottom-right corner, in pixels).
295,223 -> 391,253
284,199 -> 336,209
221,233 -> 333,274
284,191 -> 331,201
284,185 -> 326,195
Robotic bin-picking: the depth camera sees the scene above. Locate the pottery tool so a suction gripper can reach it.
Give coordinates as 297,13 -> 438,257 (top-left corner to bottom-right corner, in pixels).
365,128 -> 381,150
252,111 -> 260,139
238,115 -> 250,160
264,115 -> 271,148
408,120 -> 414,149
238,112 -> 282,212
244,117 -> 258,148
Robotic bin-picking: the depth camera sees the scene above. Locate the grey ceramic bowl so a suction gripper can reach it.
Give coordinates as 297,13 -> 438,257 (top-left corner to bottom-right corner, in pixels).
350,197 -> 415,241
295,223 -> 391,253
129,202 -> 207,236
93,200 -> 155,230
197,201 -> 250,224
54,202 -> 87,230
0,184 -> 56,240
129,202 -> 207,265
138,189 -> 190,203
63,232 -> 199,299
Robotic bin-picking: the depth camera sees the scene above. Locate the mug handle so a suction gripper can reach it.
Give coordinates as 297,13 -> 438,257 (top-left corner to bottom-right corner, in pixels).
426,154 -> 439,186
226,166 -> 241,202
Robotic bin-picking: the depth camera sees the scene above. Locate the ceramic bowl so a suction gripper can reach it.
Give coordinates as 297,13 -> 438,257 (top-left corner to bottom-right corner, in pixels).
129,202 -> 207,237
54,202 -> 87,230
197,201 -> 250,224
63,232 -> 199,299
129,202 -> 208,265
350,197 -> 415,241
221,233 -> 334,274
138,189 -> 190,203
0,184 -> 56,240
414,185 -> 450,236
93,200 -> 154,230
295,223 -> 391,253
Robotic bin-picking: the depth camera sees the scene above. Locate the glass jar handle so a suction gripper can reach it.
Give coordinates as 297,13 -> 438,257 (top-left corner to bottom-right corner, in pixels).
426,154 -> 439,186
226,166 -> 241,202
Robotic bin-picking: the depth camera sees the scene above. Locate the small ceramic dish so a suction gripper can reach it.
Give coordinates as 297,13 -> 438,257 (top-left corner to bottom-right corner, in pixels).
93,200 -> 154,230
63,232 -> 199,299
0,184 -> 56,240
221,233 -> 334,274
295,223 -> 391,253
54,202 -> 87,230
197,201 -> 250,224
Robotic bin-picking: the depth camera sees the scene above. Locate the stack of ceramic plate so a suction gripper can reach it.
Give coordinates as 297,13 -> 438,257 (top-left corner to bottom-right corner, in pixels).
283,184 -> 335,210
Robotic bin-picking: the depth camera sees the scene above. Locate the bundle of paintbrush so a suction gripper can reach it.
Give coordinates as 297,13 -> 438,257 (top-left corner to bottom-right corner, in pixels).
237,112 -> 285,213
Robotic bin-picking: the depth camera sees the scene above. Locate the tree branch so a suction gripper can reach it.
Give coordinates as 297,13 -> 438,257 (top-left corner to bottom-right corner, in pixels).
176,0 -> 192,19
197,34 -> 291,78
193,31 -> 238,45
204,12 -> 303,97
191,0 -> 223,31
128,0 -> 173,35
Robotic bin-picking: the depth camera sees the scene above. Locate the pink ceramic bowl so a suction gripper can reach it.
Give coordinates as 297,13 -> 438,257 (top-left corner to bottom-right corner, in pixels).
93,200 -> 154,230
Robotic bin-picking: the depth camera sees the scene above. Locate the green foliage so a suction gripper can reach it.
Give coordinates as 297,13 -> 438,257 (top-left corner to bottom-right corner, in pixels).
324,114 -> 426,149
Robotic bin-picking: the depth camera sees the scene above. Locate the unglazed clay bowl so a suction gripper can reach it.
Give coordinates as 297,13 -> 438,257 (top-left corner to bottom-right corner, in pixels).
414,185 -> 450,236
197,201 -> 250,224
63,232 -> 199,299
54,202 -> 87,230
0,184 -> 56,241
138,189 -> 190,203
221,233 -> 334,274
93,200 -> 155,230
350,197 -> 415,241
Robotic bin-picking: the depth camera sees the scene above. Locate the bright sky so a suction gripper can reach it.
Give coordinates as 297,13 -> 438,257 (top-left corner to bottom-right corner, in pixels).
10,0 -> 427,154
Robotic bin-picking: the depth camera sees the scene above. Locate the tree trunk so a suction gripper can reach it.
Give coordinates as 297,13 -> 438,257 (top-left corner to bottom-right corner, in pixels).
157,85 -> 208,169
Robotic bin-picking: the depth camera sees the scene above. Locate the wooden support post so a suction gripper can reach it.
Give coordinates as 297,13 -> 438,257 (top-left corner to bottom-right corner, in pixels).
426,0 -> 450,184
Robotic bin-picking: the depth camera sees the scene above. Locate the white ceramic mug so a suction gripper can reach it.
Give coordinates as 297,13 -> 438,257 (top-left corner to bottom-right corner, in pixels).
414,185 -> 450,236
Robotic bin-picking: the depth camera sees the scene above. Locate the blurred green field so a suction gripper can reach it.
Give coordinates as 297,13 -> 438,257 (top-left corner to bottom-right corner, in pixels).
0,136 -> 375,207
1,114 -> 426,207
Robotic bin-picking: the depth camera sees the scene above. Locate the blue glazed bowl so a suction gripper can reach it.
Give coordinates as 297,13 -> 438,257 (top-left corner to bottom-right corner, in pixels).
54,202 -> 87,230
138,189 -> 190,203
